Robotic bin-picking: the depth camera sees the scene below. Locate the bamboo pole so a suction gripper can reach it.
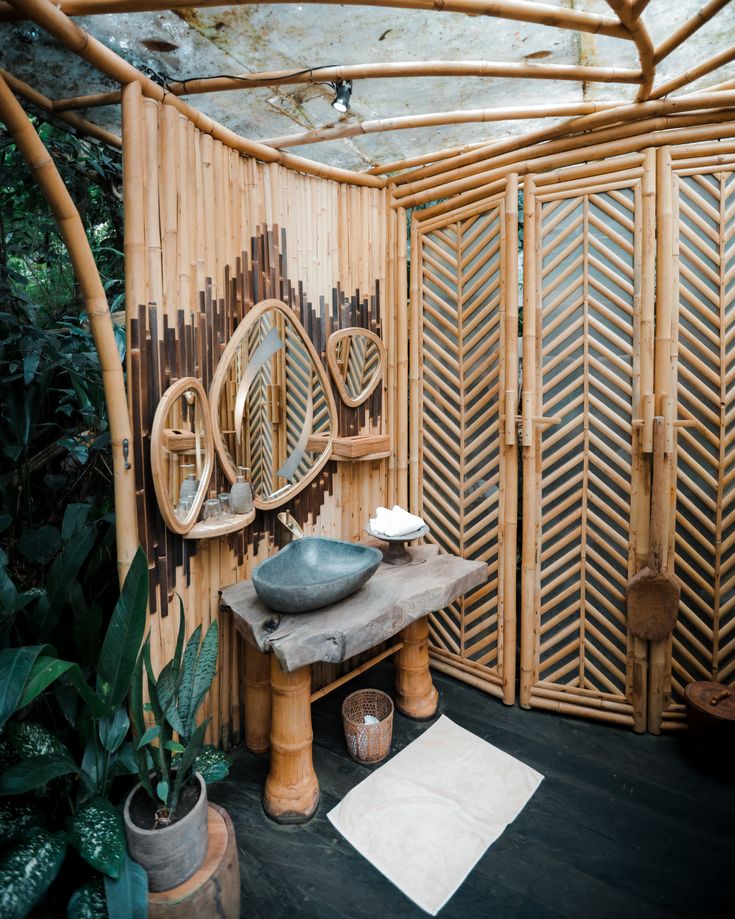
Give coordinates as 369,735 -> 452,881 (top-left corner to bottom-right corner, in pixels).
260,101 -> 624,149
0,67 -> 121,146
366,141 -> 489,177
0,0 -> 631,37
502,173 -> 518,705
392,90 -> 735,189
653,0 -> 733,65
0,73 -> 138,583
168,60 -> 643,96
407,215 -> 419,514
605,0 -> 655,100
5,0 -> 386,189
650,44 -> 735,100
53,89 -> 121,111
397,207 -> 409,510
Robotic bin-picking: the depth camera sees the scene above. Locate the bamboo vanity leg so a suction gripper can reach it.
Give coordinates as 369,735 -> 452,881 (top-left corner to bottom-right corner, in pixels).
394,616 -> 439,719
263,658 -> 319,824
244,643 -> 271,754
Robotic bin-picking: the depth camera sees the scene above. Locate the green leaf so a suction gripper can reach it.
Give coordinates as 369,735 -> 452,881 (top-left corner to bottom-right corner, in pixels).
110,742 -> 138,778
0,829 -> 67,919
189,620 -> 219,733
164,740 -> 185,754
99,705 -> 129,754
0,644 -> 51,730
157,661 -> 186,737
8,720 -> 71,758
44,522 -> 96,631
0,798 -> 41,843
17,525 -> 61,564
0,753 -> 79,795
131,747 -> 155,801
61,503 -> 92,541
69,796 -> 125,879
136,724 -> 160,750
96,547 -> 148,716
81,739 -> 105,793
17,656 -> 76,709
0,514 -> 12,535
129,640 -> 146,741
0,567 -> 20,617
170,719 -> 208,817
156,779 -> 169,805
64,665 -> 106,718
67,878 -> 107,919
177,624 -> 203,737
104,854 -> 148,919
194,744 -> 231,785
171,597 -> 187,687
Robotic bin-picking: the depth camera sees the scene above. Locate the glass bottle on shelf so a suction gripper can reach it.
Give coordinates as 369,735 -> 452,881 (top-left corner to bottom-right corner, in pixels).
230,466 -> 253,515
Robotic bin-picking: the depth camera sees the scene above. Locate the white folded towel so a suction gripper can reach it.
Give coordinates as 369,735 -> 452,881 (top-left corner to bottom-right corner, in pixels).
369,505 -> 426,538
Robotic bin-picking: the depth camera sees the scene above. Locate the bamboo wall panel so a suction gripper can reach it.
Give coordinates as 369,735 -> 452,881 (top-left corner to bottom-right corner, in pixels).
522,171 -> 648,727
123,97 -> 393,746
416,194 -> 516,702
661,160 -> 735,730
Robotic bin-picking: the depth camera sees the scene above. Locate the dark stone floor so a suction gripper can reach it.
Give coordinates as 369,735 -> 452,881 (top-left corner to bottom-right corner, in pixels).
210,664 -> 734,919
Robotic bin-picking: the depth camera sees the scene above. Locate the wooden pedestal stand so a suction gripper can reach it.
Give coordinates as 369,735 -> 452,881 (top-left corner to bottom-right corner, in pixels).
395,616 -> 439,719
244,643 -> 271,754
148,804 -> 239,919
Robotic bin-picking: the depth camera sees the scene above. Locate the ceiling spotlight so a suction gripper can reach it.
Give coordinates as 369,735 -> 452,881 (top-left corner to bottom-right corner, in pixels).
331,80 -> 353,114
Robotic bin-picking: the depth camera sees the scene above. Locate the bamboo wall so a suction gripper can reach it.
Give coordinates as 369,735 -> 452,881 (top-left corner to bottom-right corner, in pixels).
122,86 -> 399,747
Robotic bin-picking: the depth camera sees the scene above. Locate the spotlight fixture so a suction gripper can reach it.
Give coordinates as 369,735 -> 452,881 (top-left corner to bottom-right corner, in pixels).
331,80 -> 353,114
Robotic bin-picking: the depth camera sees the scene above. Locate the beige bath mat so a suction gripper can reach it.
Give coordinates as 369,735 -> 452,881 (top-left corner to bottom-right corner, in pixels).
327,714 -> 543,915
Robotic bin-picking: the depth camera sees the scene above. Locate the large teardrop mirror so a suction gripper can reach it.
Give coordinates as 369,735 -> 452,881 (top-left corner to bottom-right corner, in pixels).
327,328 -> 386,407
210,299 -> 336,510
151,377 -> 214,535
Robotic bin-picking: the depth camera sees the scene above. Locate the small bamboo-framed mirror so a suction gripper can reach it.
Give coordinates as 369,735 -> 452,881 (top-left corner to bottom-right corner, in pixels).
210,299 -> 337,510
151,377 -> 214,535
327,328 -> 386,408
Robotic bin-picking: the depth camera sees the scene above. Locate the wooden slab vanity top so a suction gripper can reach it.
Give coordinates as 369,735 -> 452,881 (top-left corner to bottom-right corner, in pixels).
220,544 -> 486,673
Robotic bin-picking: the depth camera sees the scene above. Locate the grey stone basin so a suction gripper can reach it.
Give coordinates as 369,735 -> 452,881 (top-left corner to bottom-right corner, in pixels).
251,537 -> 383,614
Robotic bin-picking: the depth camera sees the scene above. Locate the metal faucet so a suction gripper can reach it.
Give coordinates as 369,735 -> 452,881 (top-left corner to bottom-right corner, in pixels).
277,511 -> 304,540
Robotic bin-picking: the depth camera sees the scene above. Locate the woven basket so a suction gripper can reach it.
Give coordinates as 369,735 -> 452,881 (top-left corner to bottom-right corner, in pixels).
342,689 -> 394,764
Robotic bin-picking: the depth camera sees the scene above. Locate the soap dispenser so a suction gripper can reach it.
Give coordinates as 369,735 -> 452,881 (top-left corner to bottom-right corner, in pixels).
230,466 -> 253,515
178,465 -> 199,503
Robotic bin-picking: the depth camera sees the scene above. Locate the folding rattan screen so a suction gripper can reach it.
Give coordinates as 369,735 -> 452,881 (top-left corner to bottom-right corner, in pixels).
520,159 -> 655,731
659,147 -> 735,731
412,180 -> 519,704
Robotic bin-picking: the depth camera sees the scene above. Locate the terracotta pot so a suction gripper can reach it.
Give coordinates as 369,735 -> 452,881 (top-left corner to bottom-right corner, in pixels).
123,772 -> 208,892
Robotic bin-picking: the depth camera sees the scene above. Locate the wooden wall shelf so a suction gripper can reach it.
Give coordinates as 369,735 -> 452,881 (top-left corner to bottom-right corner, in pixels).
308,433 -> 391,460
183,510 -> 256,540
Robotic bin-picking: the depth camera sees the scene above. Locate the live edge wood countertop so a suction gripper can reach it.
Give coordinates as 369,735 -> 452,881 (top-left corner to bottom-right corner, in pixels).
220,544 -> 486,673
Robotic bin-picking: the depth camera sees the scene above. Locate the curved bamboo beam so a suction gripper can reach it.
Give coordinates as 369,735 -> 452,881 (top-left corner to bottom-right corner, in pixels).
653,0 -> 733,65
649,44 -> 735,99
392,88 -> 735,191
5,0 -> 386,188
0,73 -> 137,584
53,90 -> 121,112
605,0 -> 655,100
366,141 -> 489,176
260,101 -> 623,149
0,68 -> 121,146
167,60 -> 643,96
0,0 -> 632,38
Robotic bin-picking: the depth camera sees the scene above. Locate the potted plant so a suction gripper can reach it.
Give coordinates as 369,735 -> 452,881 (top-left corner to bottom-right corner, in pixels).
125,604 -> 230,892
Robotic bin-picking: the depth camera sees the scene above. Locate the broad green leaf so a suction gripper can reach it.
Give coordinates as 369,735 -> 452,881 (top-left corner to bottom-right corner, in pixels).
164,740 -> 185,754
64,665 -> 106,718
0,753 -> 79,795
157,661 -> 186,737
69,796 -> 125,878
8,720 -> 71,758
0,644 -> 51,730
129,641 -> 146,742
110,742 -> 138,778
44,522 -> 95,629
136,724 -> 160,750
0,829 -> 67,919
96,547 -> 148,715
17,525 -> 61,564
104,854 -> 148,919
194,744 -> 232,786
0,567 -> 19,617
67,878 -> 107,919
170,719 -> 208,816
171,597 -> 187,687
143,641 -> 170,787
72,588 -> 102,667
17,656 -> 76,709
81,738 -> 105,793
61,503 -> 92,541
156,779 -> 169,805
189,620 -> 219,731
99,705 -> 129,754
177,624 -> 203,737
131,747 -> 155,801
0,798 -> 41,843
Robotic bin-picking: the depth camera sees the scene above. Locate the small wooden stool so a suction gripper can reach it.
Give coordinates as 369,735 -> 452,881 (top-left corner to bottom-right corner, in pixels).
148,804 -> 240,919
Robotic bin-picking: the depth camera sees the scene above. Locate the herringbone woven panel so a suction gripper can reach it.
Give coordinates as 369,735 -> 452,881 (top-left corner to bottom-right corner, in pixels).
528,183 -> 641,723
419,206 -> 506,696
663,165 -> 735,728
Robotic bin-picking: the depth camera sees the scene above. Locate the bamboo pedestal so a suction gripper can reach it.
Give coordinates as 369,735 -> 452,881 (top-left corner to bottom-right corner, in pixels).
394,616 -> 439,719
148,805 -> 239,919
263,658 -> 320,824
244,643 -> 271,753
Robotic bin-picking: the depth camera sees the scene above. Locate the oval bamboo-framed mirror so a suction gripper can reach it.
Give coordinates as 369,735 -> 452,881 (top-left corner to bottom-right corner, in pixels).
151,377 -> 214,535
210,299 -> 337,510
327,328 -> 386,408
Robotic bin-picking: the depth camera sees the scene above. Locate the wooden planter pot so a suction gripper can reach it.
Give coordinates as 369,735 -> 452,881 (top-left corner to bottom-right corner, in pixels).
123,772 -> 208,892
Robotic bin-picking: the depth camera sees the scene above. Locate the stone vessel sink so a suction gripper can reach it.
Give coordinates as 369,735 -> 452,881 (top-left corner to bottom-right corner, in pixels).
251,537 -> 383,614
